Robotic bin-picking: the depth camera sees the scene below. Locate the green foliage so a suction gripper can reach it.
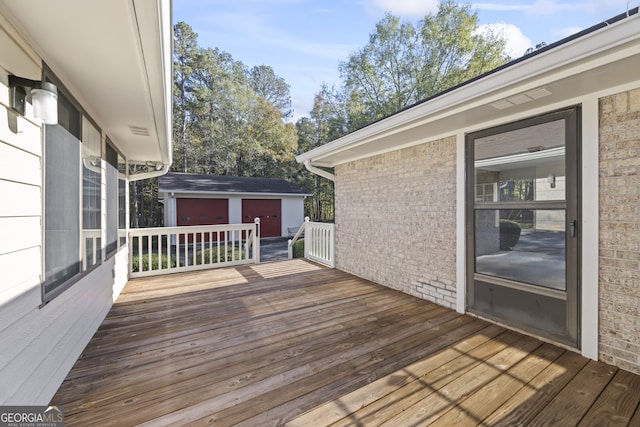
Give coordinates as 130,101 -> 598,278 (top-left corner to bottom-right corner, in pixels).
129,178 -> 163,228
170,22 -> 297,178
250,65 -> 293,118
292,239 -> 305,258
499,220 -> 522,250
132,253 -> 177,272
336,0 -> 510,128
163,8 -> 513,227
194,247 -> 246,265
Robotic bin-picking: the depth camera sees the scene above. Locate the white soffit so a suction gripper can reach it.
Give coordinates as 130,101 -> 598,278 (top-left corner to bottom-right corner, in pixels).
297,11 -> 640,167
0,0 -> 172,165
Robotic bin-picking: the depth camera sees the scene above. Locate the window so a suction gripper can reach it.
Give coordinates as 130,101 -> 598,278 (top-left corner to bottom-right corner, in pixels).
42,69 -> 127,303
43,92 -> 82,300
475,183 -> 497,203
82,117 -> 102,270
118,154 -> 127,247
106,142 -> 119,257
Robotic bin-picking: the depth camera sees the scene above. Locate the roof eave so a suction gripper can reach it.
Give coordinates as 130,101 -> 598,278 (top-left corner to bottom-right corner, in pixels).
0,0 -> 173,167
158,190 -> 312,198
296,9 -> 639,167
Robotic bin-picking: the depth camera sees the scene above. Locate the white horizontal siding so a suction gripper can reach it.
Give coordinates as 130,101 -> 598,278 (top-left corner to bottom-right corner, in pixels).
0,248 -> 41,329
0,140 -> 41,185
0,12 -> 41,93
0,180 -> 40,217
0,255 -> 128,404
35,249 -> 129,402
0,65 -> 49,401
0,103 -> 42,157
0,216 -> 40,255
0,20 -> 130,405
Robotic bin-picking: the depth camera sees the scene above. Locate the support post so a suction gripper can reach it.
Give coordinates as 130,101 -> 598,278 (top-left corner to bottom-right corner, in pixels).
253,217 -> 261,263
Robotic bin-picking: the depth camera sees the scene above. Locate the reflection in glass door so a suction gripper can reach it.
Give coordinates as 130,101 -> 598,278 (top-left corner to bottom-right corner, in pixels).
466,108 -> 580,347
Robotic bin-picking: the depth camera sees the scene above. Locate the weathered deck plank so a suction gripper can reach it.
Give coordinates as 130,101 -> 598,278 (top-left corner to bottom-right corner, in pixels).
51,259 -> 640,426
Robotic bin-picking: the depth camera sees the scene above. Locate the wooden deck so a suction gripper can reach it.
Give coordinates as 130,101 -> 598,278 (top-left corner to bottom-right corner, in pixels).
53,259 -> 640,426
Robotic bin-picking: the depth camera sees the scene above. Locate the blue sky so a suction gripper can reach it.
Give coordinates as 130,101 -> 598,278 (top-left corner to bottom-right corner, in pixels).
174,0 -> 638,119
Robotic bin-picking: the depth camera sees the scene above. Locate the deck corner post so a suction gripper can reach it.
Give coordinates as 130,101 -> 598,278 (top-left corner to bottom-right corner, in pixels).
254,217 -> 261,263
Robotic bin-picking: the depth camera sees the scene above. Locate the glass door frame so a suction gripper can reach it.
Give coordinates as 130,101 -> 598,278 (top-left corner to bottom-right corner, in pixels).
465,107 -> 581,347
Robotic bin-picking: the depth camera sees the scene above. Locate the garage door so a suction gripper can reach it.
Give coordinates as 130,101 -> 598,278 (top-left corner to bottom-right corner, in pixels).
177,198 -> 229,243
242,199 -> 281,238
177,198 -> 228,226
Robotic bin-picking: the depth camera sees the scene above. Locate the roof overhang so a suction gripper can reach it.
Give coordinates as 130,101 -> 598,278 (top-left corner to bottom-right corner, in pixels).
297,10 -> 640,168
0,0 -> 172,169
158,191 -> 312,200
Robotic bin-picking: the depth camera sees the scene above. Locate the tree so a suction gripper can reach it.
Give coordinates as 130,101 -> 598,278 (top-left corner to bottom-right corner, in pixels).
171,28 -> 298,179
415,0 -> 508,96
249,65 -> 293,119
132,22 -> 303,228
339,0 -> 509,127
340,13 -> 419,123
291,86 -> 344,222
173,22 -> 199,172
524,42 -> 548,56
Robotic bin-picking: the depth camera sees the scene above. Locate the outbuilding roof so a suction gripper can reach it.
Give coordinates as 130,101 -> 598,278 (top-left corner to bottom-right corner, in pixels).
158,172 -> 311,196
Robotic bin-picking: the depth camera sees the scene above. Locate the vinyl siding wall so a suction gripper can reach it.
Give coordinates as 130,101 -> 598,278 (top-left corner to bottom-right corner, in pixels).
0,18 -> 129,404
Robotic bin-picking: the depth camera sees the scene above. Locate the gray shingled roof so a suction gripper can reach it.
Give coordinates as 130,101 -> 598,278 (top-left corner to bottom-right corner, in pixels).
158,172 -> 311,195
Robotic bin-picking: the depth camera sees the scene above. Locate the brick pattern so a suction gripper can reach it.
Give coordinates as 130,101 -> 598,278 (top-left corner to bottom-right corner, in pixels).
334,137 -> 457,308
599,88 -> 640,375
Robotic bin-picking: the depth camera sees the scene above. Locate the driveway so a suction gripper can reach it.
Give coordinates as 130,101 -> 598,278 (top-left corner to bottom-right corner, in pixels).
260,237 -> 291,262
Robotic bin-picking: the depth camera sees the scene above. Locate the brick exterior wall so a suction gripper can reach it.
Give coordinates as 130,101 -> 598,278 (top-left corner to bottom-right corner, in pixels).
334,136 -> 457,308
331,87 -> 640,374
599,88 -> 640,375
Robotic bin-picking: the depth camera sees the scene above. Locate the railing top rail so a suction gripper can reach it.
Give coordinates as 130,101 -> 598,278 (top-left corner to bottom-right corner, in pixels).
129,223 -> 257,235
306,222 -> 334,229
129,219 -> 261,278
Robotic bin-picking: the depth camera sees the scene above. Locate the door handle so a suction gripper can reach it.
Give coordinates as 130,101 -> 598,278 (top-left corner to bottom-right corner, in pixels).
570,220 -> 577,237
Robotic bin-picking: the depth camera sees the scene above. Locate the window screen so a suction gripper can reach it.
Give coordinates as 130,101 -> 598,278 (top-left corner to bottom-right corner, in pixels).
106,142 -> 119,256
82,117 -> 102,270
44,121 -> 81,299
118,154 -> 127,247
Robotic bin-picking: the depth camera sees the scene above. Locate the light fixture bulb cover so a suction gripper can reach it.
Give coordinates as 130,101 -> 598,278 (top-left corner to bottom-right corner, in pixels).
31,83 -> 58,125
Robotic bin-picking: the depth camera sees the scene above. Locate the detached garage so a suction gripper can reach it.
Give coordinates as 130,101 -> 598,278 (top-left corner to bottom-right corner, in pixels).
158,172 -> 311,238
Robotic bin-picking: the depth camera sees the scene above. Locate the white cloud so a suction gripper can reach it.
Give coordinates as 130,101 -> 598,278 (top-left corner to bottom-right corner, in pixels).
371,0 -> 440,17
478,23 -> 533,58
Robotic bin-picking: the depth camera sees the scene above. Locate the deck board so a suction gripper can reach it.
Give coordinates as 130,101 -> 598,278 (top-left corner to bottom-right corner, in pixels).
52,259 -> 640,426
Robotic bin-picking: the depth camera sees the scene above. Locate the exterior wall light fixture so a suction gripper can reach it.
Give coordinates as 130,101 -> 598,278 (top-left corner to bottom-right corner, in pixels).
8,75 -> 58,125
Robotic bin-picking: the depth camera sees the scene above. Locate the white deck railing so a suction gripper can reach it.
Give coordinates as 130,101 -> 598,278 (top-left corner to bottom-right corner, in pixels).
82,229 -> 101,270
288,217 -> 335,268
129,219 -> 260,278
